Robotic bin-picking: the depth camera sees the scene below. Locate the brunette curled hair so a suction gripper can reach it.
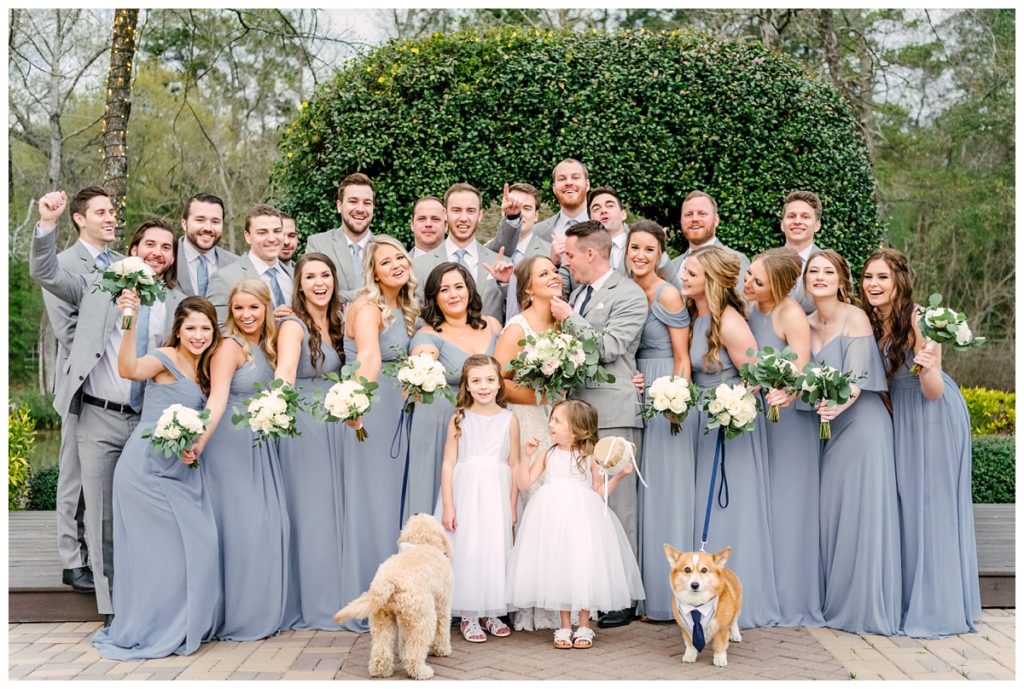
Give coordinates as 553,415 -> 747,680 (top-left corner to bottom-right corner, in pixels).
420,263 -> 487,333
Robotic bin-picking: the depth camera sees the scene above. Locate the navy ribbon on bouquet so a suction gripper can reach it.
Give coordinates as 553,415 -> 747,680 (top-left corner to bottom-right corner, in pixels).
699,427 -> 729,552
389,402 -> 415,529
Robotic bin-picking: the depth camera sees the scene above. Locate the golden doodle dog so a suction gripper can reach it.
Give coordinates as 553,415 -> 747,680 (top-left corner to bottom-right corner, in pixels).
334,514 -> 454,680
663,544 -> 743,667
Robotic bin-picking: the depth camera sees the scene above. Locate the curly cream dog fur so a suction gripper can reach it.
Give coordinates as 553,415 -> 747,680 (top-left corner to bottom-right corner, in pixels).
334,514 -> 454,680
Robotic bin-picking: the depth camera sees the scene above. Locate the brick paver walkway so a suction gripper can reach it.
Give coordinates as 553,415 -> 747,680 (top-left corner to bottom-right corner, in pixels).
8,610 -> 1014,681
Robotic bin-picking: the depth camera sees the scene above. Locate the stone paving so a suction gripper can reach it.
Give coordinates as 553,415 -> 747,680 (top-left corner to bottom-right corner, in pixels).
8,610 -> 1014,681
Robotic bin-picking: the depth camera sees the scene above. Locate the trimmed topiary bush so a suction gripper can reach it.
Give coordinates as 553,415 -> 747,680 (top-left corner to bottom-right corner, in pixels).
272,28 -> 881,265
961,386 -> 1015,437
26,464 -> 60,511
971,435 -> 1015,504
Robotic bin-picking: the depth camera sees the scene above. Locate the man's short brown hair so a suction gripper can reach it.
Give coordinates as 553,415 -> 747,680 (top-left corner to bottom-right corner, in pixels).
244,204 -> 283,234
681,189 -> 718,215
337,172 -> 375,202
69,186 -> 111,233
443,182 -> 482,208
565,219 -> 611,259
782,190 -> 822,221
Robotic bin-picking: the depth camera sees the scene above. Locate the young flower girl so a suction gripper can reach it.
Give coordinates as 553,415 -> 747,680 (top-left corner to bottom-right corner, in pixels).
437,355 -> 521,643
506,399 -> 645,649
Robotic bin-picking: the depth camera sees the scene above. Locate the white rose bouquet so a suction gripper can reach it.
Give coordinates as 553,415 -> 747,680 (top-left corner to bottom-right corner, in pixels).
230,378 -> 303,446
316,363 -> 379,442
507,329 -> 613,404
910,293 -> 986,375
142,404 -> 210,468
641,375 -> 699,435
794,363 -> 861,440
701,382 -> 760,441
95,256 -> 167,329
382,352 -> 453,411
738,346 -> 802,422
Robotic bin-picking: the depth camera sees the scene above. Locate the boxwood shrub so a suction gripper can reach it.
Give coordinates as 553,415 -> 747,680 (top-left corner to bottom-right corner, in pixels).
272,28 -> 881,266
971,435 -> 1015,504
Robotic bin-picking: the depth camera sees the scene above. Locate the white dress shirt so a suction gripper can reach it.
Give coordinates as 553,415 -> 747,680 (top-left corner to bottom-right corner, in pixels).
551,210 -> 589,239
248,251 -> 293,300
574,268 -> 614,314
445,236 -> 479,275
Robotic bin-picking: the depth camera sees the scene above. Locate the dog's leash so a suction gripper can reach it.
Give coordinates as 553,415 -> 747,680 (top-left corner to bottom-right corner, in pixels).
699,426 -> 729,552
389,400 -> 416,529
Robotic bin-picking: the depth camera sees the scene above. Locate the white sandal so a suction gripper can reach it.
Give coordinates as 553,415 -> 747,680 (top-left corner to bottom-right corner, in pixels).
553,627 -> 573,649
572,626 -> 595,649
460,618 -> 487,643
483,616 -> 511,637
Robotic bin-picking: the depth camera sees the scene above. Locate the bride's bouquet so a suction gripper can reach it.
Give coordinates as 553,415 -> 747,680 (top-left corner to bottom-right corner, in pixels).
641,375 -> 699,435
231,378 -> 303,446
794,363 -> 860,440
738,346 -> 802,422
318,363 -> 379,441
910,293 -> 986,375
507,329 -> 613,404
142,404 -> 209,468
382,352 -> 453,410
95,256 -> 167,329
701,382 -> 760,440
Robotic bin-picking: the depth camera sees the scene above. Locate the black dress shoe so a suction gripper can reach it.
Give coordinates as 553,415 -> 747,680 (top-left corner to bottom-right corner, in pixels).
62,566 -> 95,592
597,606 -> 636,628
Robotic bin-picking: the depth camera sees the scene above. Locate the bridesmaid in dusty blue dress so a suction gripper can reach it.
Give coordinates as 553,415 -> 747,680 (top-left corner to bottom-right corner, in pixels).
407,262 -> 501,517
861,248 -> 980,638
193,279 -> 290,640
742,248 -> 824,627
93,296 -> 222,660
680,246 -> 781,629
275,253 -> 347,630
805,250 -> 901,636
625,221 -> 696,622
338,235 -> 420,633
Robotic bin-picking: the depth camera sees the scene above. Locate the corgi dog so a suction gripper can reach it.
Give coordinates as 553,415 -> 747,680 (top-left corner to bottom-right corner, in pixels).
663,545 -> 743,667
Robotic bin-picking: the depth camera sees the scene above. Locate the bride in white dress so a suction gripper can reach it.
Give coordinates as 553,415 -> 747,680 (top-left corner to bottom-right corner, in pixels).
493,255 -> 566,630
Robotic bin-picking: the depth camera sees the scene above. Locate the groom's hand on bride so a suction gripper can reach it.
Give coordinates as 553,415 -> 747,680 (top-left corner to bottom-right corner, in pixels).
550,295 -> 572,323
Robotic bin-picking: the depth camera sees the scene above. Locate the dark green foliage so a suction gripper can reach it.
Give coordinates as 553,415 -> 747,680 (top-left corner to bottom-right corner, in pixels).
971,435 -> 1015,504
272,28 -> 881,266
9,388 -> 61,430
26,464 -> 60,511
8,260 -> 43,385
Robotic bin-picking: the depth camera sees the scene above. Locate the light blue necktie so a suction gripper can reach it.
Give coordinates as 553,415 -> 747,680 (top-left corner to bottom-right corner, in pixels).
96,250 -> 112,269
266,266 -> 286,307
196,254 -> 209,297
351,243 -> 363,287
129,304 -> 150,413
512,248 -> 525,266
455,249 -> 469,268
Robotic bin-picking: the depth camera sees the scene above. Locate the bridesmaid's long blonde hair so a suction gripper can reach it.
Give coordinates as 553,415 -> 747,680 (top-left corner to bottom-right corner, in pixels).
685,245 -> 745,373
226,279 -> 278,367
358,235 -> 420,336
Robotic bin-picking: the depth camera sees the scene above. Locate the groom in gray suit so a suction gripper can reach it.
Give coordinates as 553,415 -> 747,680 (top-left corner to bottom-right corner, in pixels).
412,182 -> 513,322
176,192 -> 237,297
668,190 -> 750,292
551,220 -> 648,628
32,194 -> 185,621
780,190 -> 823,314
304,172 -> 376,305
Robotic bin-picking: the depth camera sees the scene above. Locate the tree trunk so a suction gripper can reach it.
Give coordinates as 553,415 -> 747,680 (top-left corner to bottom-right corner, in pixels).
817,10 -> 846,99
47,10 -> 66,190
101,9 -> 139,246
758,9 -> 781,52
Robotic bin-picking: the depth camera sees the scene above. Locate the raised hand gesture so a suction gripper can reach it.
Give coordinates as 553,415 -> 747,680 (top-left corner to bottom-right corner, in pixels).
481,246 -> 514,284
38,191 -> 68,230
501,183 -> 522,218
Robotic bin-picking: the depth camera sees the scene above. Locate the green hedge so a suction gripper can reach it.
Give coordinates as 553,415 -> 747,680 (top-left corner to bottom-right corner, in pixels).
26,464 -> 59,511
272,28 -> 881,265
972,435 -> 1015,504
8,406 -> 35,509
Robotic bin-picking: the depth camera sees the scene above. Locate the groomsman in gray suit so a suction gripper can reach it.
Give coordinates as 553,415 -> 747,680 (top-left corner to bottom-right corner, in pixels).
32,195 -> 185,621
206,204 -> 294,328
668,190 -> 750,292
304,172 -> 375,304
551,220 -> 648,628
279,212 -> 298,270
496,183 -> 552,321
587,185 -> 630,274
42,187 -> 118,594
176,192 -> 237,297
410,196 -> 446,258
412,182 -> 513,322
780,190 -> 823,314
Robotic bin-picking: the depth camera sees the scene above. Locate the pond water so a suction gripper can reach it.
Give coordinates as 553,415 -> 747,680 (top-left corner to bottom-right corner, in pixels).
28,429 -> 60,472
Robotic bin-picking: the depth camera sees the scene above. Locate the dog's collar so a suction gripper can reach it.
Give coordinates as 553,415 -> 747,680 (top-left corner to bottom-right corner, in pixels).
676,595 -> 719,634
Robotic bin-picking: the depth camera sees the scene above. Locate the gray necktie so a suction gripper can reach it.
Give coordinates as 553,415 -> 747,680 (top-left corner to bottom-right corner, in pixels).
129,304 -> 150,413
196,254 -> 209,297
350,243 -> 363,287
455,248 -> 469,268
512,248 -> 525,265
266,266 -> 286,307
96,250 -> 112,269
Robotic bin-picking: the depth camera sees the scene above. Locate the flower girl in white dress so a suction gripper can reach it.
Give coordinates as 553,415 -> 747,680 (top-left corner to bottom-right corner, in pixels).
437,355 -> 521,643
506,400 -> 645,649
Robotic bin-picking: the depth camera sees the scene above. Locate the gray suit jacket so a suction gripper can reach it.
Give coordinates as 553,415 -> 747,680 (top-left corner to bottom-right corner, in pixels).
563,271 -> 648,429
175,237 -> 238,297
206,254 -> 294,328
31,229 -> 184,417
412,240 -> 507,323
668,238 -> 750,293
789,243 -> 819,314
304,228 -> 370,305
